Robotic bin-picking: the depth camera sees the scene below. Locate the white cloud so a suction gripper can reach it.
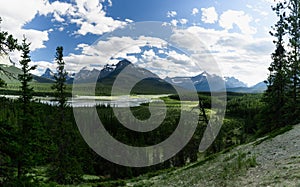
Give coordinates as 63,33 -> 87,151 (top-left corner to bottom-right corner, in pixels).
179,19 -> 188,25
0,0 -> 49,51
38,1 -> 73,16
29,61 -> 57,75
219,10 -> 256,35
58,23 -> 273,85
107,0 -> 113,7
39,0 -> 128,36
170,26 -> 273,85
192,8 -> 199,15
0,0 -> 126,51
171,19 -> 178,27
201,7 -> 218,24
167,11 -> 177,18
125,19 -> 134,23
166,50 -> 191,65
62,34 -> 201,79
68,0 -> 128,35
52,12 -> 65,22
64,36 -> 168,72
141,49 -> 157,62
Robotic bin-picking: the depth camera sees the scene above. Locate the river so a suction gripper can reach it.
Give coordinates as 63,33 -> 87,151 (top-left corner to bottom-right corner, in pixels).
0,94 -> 169,108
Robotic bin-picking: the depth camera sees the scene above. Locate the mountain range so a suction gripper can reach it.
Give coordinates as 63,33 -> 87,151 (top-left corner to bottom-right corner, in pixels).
164,72 -> 267,93
0,55 -> 54,84
0,54 -> 267,93
41,68 -> 75,84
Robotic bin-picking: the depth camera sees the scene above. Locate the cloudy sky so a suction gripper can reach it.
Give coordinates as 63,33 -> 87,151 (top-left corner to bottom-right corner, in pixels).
0,0 -> 279,86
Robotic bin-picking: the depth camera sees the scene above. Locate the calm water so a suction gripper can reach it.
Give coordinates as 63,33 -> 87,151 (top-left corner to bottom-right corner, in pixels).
1,95 -> 169,108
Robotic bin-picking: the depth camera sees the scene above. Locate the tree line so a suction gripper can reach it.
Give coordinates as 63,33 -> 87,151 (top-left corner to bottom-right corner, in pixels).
0,17 -> 204,184
263,0 -> 300,132
1,1 -> 300,184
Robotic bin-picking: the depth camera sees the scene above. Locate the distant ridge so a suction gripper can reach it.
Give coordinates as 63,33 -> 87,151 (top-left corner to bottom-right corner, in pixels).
165,72 -> 266,93
0,55 -> 54,84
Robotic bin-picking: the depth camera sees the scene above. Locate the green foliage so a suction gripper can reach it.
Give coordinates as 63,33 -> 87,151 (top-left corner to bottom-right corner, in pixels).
15,37 -> 37,180
263,0 -> 300,131
254,125 -> 293,145
0,91 -> 278,186
51,46 -> 68,108
48,46 -> 83,184
0,17 -> 19,55
220,151 -> 257,182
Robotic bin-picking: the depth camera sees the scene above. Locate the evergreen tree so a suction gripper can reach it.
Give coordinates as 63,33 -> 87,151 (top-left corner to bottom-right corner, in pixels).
0,17 -> 19,87
264,2 -> 289,129
49,46 -> 82,184
17,37 -> 36,179
264,0 -> 300,130
285,0 -> 300,121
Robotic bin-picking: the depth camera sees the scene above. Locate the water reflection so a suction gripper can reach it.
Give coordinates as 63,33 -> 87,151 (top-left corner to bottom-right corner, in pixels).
1,95 -> 168,108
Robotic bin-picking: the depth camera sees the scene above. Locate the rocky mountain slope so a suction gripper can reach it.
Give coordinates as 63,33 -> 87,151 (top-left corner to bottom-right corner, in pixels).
165,72 -> 267,93
127,124 -> 300,186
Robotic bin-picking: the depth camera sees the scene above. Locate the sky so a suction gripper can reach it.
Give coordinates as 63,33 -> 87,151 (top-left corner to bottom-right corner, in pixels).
0,0 -> 280,86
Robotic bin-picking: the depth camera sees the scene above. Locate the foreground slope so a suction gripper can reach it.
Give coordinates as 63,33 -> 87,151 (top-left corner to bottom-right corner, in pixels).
128,124 -> 300,186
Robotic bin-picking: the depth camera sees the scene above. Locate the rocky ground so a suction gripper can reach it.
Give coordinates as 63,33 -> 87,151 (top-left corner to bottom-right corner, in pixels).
126,124 -> 300,187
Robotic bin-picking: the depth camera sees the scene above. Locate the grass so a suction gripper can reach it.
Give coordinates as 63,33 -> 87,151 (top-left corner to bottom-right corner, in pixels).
254,125 -> 293,146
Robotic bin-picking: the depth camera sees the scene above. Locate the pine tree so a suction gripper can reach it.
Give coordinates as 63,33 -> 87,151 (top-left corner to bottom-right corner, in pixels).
49,46 -> 82,184
264,2 -> 289,129
264,0 -> 300,131
285,0 -> 300,121
17,37 -> 36,179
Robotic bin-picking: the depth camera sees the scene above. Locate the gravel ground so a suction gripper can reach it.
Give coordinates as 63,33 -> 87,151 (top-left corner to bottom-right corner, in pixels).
127,124 -> 300,187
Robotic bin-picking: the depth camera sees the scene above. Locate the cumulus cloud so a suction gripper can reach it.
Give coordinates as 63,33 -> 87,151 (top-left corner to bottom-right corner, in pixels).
40,0 -> 128,36
0,0 -> 128,51
166,50 -> 191,65
52,12 -> 65,22
0,0 -> 50,51
167,11 -> 177,18
219,10 -> 256,35
170,26 -> 273,85
179,19 -> 188,25
64,36 -> 168,71
63,34 -> 201,79
201,7 -> 218,24
171,19 -> 178,27
29,61 -> 57,75
192,8 -> 199,16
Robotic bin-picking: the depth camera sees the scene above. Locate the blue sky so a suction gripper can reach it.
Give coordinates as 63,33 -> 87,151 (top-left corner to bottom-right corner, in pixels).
0,0 -> 279,85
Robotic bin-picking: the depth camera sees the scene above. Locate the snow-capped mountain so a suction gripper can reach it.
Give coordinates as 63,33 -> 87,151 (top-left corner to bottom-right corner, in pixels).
74,67 -> 101,83
39,59 -> 266,93
164,72 -> 261,92
225,76 -> 247,88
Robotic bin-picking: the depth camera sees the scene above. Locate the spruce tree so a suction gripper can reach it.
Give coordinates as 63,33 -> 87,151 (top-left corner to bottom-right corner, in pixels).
285,0 -> 300,121
17,37 -> 36,179
264,0 -> 300,130
264,2 -> 289,129
49,46 -> 82,184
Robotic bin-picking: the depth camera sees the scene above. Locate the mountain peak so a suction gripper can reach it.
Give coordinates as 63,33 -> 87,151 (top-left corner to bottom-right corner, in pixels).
224,76 -> 247,88
45,68 -> 53,73
115,59 -> 132,69
41,68 -> 54,79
